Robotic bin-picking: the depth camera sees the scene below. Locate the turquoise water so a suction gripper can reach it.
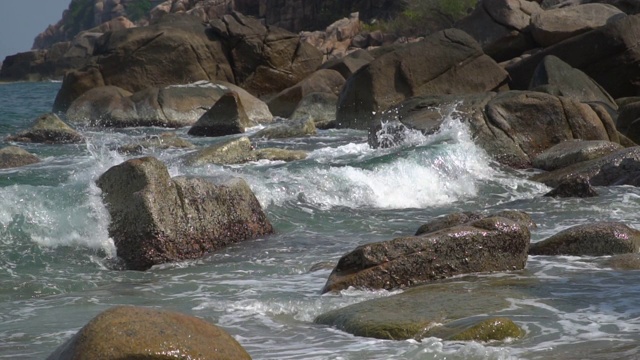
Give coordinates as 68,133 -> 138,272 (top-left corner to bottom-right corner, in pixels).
2,82 -> 640,359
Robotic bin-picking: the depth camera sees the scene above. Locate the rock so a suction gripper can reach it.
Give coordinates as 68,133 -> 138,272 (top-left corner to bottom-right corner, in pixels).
189,92 -> 253,137
455,0 -> 542,62
447,317 -> 524,342
529,55 -> 618,111
0,146 -> 40,169
604,253 -> 640,270
254,148 -> 308,162
529,222 -> 640,256
320,48 -> 374,79
372,91 -> 620,168
315,279 -> 528,341
335,29 -> 509,130
118,133 -> 195,154
416,210 -> 536,236
616,99 -> 640,144
96,156 -> 273,270
254,118 -> 316,139
290,92 -> 339,129
530,147 -> 640,187
322,216 -> 530,293
6,113 -> 84,144
66,85 -> 135,126
186,136 -> 256,166
45,306 -> 251,360
506,14 -> 640,99
493,210 -> 538,229
530,4 -> 626,47
532,140 -> 624,171
543,177 -> 599,198
267,69 -> 345,119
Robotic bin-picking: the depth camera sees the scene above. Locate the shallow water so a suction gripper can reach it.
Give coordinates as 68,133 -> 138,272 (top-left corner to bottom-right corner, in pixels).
1,82 -> 640,359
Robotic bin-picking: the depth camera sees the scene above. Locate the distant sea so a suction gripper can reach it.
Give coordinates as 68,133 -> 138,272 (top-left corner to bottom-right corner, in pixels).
2,81 -> 640,359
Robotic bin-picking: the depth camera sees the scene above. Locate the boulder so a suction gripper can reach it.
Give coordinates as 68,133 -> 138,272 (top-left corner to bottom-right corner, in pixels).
616,99 -> 640,144
315,279 -> 527,341
532,140 -> 624,170
254,118 -> 316,139
117,133 -> 195,154
529,55 -> 618,111
96,156 -> 273,270
335,29 -> 509,130
290,92 -> 339,129
0,146 -> 40,169
415,210 -> 536,236
543,177 -> 599,198
6,113 -> 84,144
530,147 -> 640,187
530,3 -> 626,47
320,49 -> 374,79
267,69 -> 345,119
529,222 -> 640,256
506,14 -> 640,99
322,216 -> 530,293
188,92 -> 253,137
66,85 -> 135,126
371,91 -> 620,168
45,306 -> 251,360
254,148 -> 308,162
604,253 -> 640,270
455,0 -> 541,62
186,136 -> 256,166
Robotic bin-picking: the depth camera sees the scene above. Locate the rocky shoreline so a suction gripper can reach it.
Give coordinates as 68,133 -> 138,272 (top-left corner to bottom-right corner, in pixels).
5,0 -> 640,358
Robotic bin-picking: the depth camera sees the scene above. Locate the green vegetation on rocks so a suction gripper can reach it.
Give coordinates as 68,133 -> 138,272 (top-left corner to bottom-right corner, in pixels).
65,0 -> 95,36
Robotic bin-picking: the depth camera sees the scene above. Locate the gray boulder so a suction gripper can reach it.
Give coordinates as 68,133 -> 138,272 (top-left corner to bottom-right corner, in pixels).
532,140 -> 624,170
604,253 -> 640,270
0,146 -> 40,169
335,29 -> 508,130
543,177 -> 599,198
188,92 -> 253,137
186,137 -> 255,166
529,222 -> 640,256
290,92 -> 339,129
322,216 -> 530,293
46,306 -> 251,360
254,118 -> 316,139
6,113 -> 84,144
320,49 -> 374,79
96,156 -> 273,270
254,148 -> 308,162
415,210 -> 536,236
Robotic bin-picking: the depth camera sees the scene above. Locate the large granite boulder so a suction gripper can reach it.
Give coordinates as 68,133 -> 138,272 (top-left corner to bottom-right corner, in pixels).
320,48 -> 374,79
321,216 -> 530,293
315,279 -> 527,341
188,92 -> 253,137
532,140 -> 624,170
45,306 -> 251,360
531,147 -> 640,187
6,113 -> 84,144
507,14 -> 640,99
335,29 -> 509,130
290,92 -> 339,129
529,222 -> 640,255
96,156 -> 273,270
371,91 -> 620,168
0,146 -> 40,169
455,0 -> 542,62
530,3 -> 626,47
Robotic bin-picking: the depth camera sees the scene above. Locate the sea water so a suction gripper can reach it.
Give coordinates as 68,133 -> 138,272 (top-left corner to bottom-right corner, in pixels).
2,81 -> 640,359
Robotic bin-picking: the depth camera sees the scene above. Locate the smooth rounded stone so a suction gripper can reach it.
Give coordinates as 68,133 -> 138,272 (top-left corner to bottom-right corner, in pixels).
529,55 -> 618,111
415,210 -> 536,236
6,113 -> 84,144
530,147 -> 640,187
186,136 -> 256,166
45,306 -> 251,360
532,140 -> 623,171
529,222 -> 640,256
530,4 -> 626,47
0,146 -> 40,169
66,85 -> 134,125
188,91 -> 253,137
254,148 -> 307,162
290,92 -> 338,129
322,216 -> 530,293
315,279 -> 529,341
117,133 -> 195,154
96,156 -> 273,270
603,253 -> 640,270
254,118 -> 316,139
445,317 -> 524,342
544,177 -> 599,198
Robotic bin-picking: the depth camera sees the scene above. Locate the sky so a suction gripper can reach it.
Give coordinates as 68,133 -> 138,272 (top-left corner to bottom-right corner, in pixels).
0,0 -> 71,61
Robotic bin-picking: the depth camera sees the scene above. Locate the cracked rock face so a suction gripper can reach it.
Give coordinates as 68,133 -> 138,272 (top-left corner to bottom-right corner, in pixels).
96,156 -> 273,270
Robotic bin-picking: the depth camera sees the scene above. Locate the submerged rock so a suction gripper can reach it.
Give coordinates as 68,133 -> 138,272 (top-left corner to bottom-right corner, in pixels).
604,253 -> 640,270
543,177 -> 598,198
118,133 -> 195,154
529,222 -> 640,256
532,140 -> 623,171
186,136 -> 255,166
415,210 -> 535,236
322,216 -> 530,293
6,113 -> 84,144
96,156 -> 273,270
0,146 -> 40,169
254,118 -> 316,139
254,148 -> 307,162
45,306 -> 251,360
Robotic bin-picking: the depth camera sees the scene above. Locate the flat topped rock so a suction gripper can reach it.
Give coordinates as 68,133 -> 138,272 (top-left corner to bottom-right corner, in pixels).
529,222 -> 640,256
6,113 -> 84,144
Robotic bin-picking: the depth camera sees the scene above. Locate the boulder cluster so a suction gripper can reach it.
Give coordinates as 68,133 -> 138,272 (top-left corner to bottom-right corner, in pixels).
5,0 -> 640,357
